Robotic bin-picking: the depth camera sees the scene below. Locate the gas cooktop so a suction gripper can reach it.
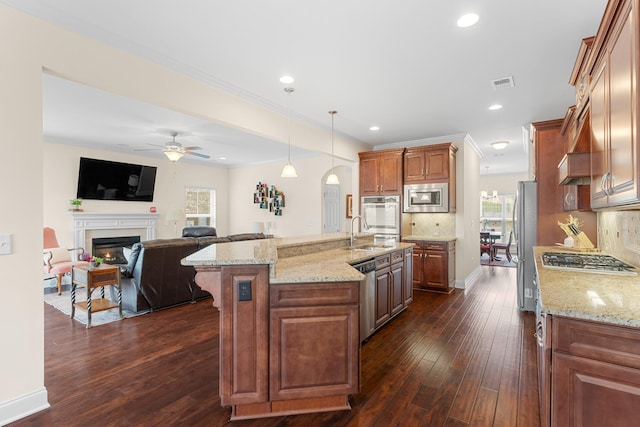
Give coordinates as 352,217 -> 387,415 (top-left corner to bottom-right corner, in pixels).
541,252 -> 637,276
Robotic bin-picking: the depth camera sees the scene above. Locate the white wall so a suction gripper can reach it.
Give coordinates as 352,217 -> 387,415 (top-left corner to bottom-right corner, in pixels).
229,156 -> 357,237
479,172 -> 529,196
43,142 -> 231,245
0,4 -> 369,424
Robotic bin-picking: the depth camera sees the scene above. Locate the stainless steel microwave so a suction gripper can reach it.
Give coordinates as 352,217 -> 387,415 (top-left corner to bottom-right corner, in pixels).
403,183 -> 449,213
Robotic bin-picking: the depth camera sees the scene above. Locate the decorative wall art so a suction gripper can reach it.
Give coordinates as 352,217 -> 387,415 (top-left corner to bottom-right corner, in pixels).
254,182 -> 285,216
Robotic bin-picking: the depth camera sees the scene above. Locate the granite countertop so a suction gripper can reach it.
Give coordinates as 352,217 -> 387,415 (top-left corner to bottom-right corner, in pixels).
534,246 -> 640,327
402,235 -> 456,242
183,232 -> 415,284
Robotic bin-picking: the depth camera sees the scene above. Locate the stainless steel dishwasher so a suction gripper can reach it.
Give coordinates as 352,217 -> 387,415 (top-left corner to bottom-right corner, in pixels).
353,259 -> 376,342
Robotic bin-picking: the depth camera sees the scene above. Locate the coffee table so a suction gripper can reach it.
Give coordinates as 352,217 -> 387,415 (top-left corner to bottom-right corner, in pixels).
71,263 -> 123,328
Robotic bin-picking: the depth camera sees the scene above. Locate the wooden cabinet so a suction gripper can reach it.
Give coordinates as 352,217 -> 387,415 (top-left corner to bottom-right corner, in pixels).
358,148 -> 404,196
403,247 -> 413,305
562,184 -> 591,212
270,281 -> 359,401
536,311 -> 552,427
404,143 -> 456,183
589,0 -> 640,209
531,119 -> 597,246
568,37 -> 595,134
405,240 -> 455,294
373,249 -> 407,330
195,264 -> 359,420
217,265 -> 270,407
374,263 -> 391,328
543,316 -> 640,427
403,143 -> 457,212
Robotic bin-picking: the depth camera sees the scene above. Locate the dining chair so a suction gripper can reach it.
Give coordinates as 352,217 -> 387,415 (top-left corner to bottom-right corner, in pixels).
43,227 -> 89,294
492,230 -> 514,262
480,231 -> 492,257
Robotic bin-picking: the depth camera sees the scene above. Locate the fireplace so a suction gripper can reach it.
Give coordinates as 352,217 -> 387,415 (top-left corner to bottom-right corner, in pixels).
92,236 -> 141,265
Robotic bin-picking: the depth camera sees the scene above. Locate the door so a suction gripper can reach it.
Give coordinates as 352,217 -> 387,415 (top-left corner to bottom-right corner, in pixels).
323,184 -> 340,233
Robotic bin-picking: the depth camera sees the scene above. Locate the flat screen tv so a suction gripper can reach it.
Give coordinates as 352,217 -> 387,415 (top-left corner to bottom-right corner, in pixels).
76,157 -> 157,202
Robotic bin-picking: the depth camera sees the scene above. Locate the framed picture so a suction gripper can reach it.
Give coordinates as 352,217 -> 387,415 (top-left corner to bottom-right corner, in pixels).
346,194 -> 353,218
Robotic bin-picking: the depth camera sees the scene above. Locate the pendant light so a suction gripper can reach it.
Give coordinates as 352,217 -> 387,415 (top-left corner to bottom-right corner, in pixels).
326,110 -> 340,185
480,166 -> 498,198
281,87 -> 298,178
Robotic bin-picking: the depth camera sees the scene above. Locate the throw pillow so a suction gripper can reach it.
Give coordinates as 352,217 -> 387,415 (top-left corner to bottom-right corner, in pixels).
123,242 -> 142,277
45,247 -> 71,264
122,246 -> 132,262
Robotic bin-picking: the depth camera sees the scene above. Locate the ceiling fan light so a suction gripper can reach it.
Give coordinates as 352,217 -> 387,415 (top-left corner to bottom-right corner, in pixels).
491,141 -> 509,150
164,150 -> 184,162
326,173 -> 340,185
281,162 -> 298,178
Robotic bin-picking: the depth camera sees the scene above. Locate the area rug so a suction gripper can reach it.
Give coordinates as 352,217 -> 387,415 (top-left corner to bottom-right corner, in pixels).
480,256 -> 517,268
43,276 -> 149,327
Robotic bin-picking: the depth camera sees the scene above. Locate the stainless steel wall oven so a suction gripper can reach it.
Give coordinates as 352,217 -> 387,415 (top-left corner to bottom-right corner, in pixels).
361,195 -> 400,243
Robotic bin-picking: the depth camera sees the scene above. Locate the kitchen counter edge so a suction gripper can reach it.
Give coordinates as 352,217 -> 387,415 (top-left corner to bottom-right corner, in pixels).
534,246 -> 640,327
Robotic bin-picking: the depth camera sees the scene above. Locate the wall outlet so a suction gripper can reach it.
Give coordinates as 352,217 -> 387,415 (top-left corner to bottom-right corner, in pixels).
238,280 -> 252,301
525,288 -> 533,298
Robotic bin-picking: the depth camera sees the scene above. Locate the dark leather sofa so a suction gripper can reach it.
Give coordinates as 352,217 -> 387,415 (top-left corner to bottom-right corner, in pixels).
119,227 -> 266,313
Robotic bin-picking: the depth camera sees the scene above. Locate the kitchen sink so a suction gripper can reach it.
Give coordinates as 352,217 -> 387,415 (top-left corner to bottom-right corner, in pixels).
344,244 -> 393,251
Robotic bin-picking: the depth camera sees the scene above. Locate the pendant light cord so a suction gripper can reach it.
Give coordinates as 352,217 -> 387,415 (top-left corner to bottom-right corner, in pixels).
285,87 -> 294,163
329,110 -> 337,172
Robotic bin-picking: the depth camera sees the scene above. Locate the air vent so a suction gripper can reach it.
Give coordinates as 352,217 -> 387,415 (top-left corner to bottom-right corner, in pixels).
491,76 -> 515,90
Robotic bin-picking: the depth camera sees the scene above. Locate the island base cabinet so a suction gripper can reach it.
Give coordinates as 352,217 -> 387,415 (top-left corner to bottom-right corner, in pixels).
219,265 -> 270,407
270,304 -> 359,401
552,353 -> 640,427
196,265 -> 360,421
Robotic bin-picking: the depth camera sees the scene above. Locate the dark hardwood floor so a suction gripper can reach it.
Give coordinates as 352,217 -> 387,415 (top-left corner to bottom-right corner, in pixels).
13,265 -> 539,427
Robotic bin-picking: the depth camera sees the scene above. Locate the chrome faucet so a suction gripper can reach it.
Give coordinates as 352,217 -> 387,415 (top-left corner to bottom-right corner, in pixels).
350,215 -> 370,248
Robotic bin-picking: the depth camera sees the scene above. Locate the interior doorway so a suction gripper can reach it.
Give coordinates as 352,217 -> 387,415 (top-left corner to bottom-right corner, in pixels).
323,183 -> 341,233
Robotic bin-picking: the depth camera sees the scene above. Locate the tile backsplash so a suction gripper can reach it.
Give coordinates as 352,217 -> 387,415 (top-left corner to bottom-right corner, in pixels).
403,213 -> 455,237
598,210 -> 640,267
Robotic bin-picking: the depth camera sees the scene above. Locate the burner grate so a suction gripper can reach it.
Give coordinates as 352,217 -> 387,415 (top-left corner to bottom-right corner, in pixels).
541,252 -> 637,276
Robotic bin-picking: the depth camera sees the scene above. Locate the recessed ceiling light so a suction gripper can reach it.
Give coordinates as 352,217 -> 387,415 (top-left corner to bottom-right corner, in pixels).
279,75 -> 294,84
491,141 -> 510,150
457,13 -> 479,28
218,156 -> 227,160
369,126 -> 380,131
489,104 -> 503,110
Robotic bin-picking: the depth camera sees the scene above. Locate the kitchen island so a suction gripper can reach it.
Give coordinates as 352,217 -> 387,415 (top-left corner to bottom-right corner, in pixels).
533,246 -> 640,427
182,233 -> 414,420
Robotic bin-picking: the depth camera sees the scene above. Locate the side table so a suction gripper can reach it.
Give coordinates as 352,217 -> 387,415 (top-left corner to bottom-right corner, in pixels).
71,263 -> 123,328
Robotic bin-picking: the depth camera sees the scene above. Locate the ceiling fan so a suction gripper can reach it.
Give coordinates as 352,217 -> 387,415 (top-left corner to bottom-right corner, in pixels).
136,131 -> 210,162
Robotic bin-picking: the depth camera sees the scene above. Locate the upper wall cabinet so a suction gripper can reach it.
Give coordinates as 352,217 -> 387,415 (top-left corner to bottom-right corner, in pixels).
403,143 -> 457,184
589,0 -> 639,209
358,148 -> 404,196
569,36 -> 595,123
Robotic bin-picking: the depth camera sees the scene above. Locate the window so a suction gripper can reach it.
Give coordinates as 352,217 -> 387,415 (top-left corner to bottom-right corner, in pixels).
185,187 -> 216,227
480,194 -> 515,243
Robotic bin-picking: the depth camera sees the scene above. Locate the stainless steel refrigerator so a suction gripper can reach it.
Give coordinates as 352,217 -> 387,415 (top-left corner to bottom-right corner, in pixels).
514,181 -> 537,312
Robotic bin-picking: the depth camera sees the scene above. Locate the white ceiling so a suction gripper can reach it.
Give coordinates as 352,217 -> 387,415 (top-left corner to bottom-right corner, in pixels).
3,0 -> 607,173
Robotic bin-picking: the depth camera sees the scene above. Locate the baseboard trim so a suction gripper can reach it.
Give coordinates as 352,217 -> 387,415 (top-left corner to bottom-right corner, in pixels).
456,266 -> 483,291
0,388 -> 49,426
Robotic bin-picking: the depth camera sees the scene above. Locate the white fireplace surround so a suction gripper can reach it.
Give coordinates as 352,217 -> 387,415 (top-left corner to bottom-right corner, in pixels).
71,212 -> 159,251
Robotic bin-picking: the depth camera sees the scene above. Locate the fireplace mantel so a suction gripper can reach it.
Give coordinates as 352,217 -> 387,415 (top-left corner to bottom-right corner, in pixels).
70,212 -> 159,250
